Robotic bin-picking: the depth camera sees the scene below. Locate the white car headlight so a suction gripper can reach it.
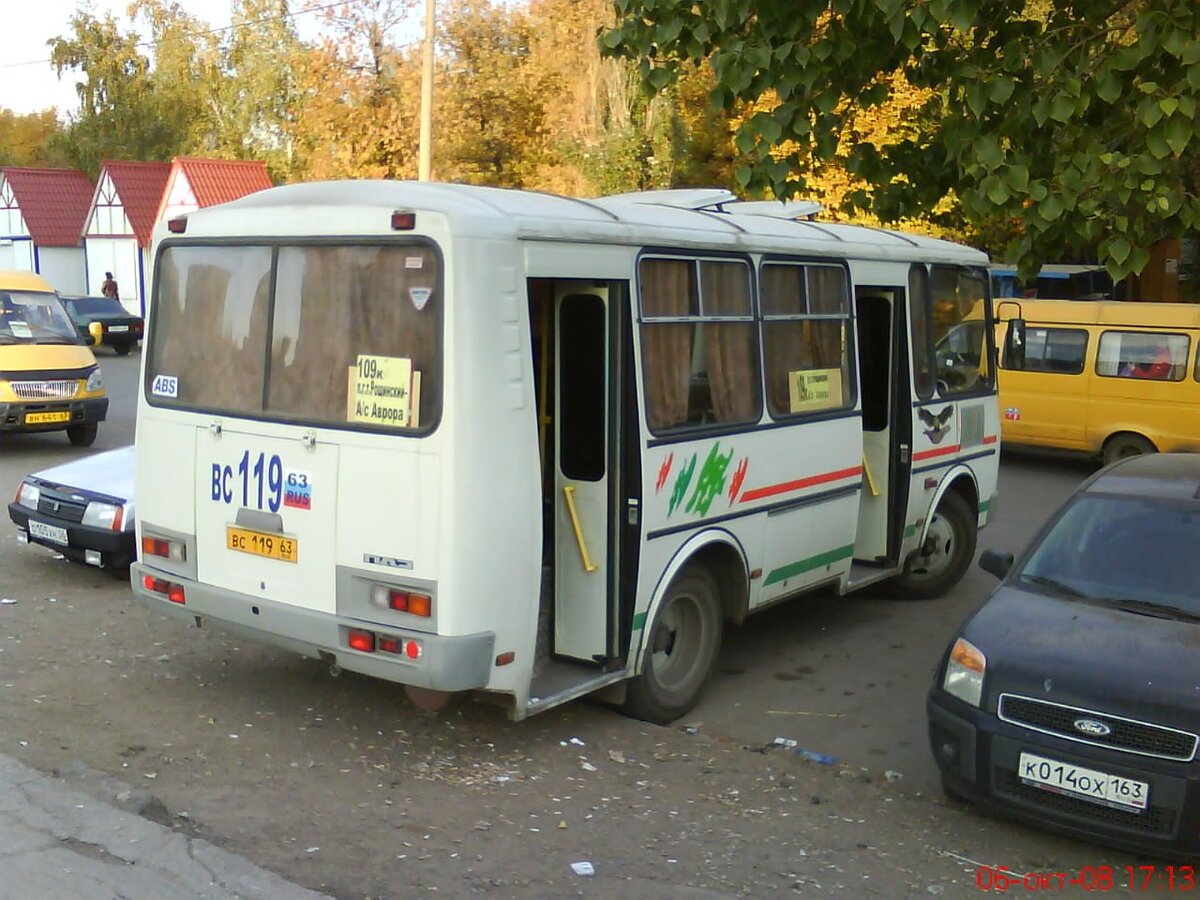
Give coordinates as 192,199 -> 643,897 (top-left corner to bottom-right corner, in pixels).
943,637 -> 987,707
15,480 -> 40,510
81,501 -> 124,531
86,368 -> 104,392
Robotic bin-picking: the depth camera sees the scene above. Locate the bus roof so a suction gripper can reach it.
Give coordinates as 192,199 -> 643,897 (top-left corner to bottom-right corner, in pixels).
165,180 -> 988,267
994,298 -> 1200,328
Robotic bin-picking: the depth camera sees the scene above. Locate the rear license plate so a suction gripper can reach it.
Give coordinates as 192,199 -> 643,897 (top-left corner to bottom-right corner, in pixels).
24,411 -> 70,425
1018,751 -> 1148,812
226,526 -> 297,563
108,325 -> 129,333
28,520 -> 69,545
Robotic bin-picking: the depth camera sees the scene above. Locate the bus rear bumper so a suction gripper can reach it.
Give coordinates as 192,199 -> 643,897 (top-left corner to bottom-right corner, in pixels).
130,563 -> 495,692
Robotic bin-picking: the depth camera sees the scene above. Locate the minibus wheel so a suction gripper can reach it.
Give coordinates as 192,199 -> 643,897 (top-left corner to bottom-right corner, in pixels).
66,423 -> 98,447
624,566 -> 722,725
1102,433 -> 1155,467
893,491 -> 976,600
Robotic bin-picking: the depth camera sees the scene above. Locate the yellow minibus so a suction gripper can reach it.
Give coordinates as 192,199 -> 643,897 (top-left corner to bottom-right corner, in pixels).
0,270 -> 108,446
994,299 -> 1200,465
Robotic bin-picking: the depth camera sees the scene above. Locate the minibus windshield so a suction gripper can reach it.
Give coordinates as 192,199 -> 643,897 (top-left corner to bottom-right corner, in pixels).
0,290 -> 82,345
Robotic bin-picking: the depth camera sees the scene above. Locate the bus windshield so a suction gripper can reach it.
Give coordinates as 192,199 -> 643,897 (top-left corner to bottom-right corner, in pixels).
146,243 -> 443,431
0,290 -> 81,345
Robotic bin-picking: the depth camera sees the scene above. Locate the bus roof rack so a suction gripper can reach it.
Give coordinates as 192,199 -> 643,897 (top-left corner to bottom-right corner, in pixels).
600,188 -> 738,210
720,199 -> 824,220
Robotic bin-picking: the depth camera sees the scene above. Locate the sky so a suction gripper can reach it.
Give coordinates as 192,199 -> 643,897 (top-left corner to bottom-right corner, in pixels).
0,1 -> 234,114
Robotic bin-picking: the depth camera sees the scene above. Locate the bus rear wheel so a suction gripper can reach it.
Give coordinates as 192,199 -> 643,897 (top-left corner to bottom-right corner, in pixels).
893,491 -> 976,600
1102,433 -> 1155,467
623,567 -> 722,725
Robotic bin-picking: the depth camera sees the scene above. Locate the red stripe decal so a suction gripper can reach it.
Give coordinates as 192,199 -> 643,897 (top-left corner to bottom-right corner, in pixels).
912,444 -> 961,462
983,435 -> 998,445
739,466 -> 863,503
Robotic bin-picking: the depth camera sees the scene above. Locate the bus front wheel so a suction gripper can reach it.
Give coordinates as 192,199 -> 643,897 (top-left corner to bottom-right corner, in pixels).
1102,433 -> 1155,467
624,567 -> 722,725
893,491 -> 976,600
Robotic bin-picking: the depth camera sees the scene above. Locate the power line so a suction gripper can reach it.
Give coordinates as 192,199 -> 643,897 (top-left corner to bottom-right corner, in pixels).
0,0 -> 404,71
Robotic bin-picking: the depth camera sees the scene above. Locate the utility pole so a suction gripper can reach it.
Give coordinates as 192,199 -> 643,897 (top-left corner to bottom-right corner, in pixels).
418,0 -> 435,181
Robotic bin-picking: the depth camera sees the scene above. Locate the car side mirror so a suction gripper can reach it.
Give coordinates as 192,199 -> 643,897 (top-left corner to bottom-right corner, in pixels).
1004,318 -> 1026,369
979,549 -> 1015,579
87,321 -> 104,346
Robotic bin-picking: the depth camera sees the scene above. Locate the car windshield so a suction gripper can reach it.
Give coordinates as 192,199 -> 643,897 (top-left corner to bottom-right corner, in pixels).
68,296 -> 128,316
0,290 -> 81,345
1019,493 -> 1200,614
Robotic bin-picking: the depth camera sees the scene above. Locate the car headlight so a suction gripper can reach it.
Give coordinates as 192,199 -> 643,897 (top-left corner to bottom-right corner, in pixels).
14,480 -> 40,510
943,637 -> 986,707
82,501 -> 124,531
86,368 -> 104,392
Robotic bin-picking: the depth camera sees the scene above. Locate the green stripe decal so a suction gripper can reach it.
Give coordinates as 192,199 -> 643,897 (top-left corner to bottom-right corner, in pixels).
978,499 -> 991,513
904,524 -> 917,539
632,612 -> 647,631
763,545 -> 855,587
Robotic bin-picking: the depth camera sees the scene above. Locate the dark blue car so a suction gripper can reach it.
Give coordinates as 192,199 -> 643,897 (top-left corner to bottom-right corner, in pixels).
929,453 -> 1200,860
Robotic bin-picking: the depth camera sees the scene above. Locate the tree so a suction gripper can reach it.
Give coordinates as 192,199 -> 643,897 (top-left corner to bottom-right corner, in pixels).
49,10 -> 191,174
605,0 -> 1200,279
0,109 -> 71,168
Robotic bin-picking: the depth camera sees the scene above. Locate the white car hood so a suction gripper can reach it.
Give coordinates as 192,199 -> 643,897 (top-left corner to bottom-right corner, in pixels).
30,445 -> 135,513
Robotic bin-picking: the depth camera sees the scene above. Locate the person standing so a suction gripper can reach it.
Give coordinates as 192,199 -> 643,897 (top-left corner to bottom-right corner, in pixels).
101,272 -> 119,300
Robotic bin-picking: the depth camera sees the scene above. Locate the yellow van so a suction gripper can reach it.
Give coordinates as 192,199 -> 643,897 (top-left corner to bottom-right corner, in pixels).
994,299 -> 1200,465
0,270 -> 108,446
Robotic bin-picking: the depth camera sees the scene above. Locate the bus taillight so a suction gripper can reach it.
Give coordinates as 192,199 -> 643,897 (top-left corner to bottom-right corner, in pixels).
348,629 -> 375,652
142,536 -> 186,562
371,586 -> 432,617
143,575 -> 186,604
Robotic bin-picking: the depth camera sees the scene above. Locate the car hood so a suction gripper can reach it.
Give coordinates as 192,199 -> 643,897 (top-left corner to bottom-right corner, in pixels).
30,445 -> 135,509
0,344 -> 96,373
963,585 -> 1200,727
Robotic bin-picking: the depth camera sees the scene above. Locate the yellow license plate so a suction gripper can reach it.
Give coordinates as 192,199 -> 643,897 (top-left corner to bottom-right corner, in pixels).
226,526 -> 298,563
25,411 -> 70,424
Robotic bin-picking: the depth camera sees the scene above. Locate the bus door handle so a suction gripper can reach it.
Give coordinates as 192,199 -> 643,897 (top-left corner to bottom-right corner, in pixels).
562,485 -> 598,573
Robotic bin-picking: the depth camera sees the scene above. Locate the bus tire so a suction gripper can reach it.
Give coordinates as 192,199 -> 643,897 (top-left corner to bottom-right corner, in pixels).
624,567 -> 722,725
893,491 -> 976,600
1102,432 -> 1155,467
66,423 -> 98,447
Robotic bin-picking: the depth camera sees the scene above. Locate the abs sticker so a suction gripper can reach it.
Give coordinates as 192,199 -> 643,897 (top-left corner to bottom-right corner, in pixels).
151,374 -> 179,398
284,470 -> 313,510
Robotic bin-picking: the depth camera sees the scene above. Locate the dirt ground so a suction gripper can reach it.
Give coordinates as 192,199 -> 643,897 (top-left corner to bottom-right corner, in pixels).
1,525 -> 1147,899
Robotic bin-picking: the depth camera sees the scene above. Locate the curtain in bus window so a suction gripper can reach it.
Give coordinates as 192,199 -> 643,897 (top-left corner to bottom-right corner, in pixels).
148,246 -> 272,413
639,259 -> 692,430
267,245 -> 441,428
807,267 -> 848,367
700,261 -> 759,423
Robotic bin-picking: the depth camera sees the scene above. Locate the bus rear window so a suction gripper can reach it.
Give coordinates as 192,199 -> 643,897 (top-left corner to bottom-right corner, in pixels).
148,243 -> 442,432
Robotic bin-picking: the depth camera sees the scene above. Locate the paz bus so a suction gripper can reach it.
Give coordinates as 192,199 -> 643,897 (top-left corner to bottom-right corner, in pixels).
130,182 -> 1000,723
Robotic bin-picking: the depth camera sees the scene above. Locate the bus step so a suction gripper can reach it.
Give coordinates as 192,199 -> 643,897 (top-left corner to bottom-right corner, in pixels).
844,561 -> 897,593
527,660 -> 627,717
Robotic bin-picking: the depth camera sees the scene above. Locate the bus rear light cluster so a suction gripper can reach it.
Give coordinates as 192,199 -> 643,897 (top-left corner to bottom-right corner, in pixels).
348,629 -> 422,660
142,536 -> 186,562
369,585 -> 432,618
143,575 -> 186,605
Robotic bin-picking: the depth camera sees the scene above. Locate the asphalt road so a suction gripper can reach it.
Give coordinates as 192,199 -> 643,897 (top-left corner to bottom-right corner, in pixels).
1,351 -> 1137,897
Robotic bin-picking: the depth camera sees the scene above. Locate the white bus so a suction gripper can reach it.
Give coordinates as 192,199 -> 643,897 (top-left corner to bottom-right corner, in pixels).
131,182 -> 999,723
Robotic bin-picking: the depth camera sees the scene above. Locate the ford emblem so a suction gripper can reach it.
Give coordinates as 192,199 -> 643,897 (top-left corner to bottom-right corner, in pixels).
1074,718 -> 1112,737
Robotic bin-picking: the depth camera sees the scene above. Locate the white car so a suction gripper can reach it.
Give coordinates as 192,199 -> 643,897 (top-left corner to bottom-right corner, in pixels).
8,446 -> 135,569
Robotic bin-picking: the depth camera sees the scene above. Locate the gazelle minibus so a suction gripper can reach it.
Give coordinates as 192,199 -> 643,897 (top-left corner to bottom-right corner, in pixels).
131,182 -> 1000,722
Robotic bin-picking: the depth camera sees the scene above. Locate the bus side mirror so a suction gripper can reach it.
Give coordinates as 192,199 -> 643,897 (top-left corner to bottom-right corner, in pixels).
1004,318 -> 1026,369
87,321 -> 104,346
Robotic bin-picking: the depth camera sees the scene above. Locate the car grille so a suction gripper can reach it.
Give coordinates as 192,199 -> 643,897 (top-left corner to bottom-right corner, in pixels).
36,491 -> 86,524
11,380 -> 79,400
996,768 -> 1177,836
999,694 -> 1198,762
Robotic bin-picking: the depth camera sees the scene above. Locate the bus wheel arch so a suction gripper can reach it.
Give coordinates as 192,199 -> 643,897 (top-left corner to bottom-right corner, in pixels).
624,536 -> 747,724
1102,432 -> 1156,467
894,473 -> 978,601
